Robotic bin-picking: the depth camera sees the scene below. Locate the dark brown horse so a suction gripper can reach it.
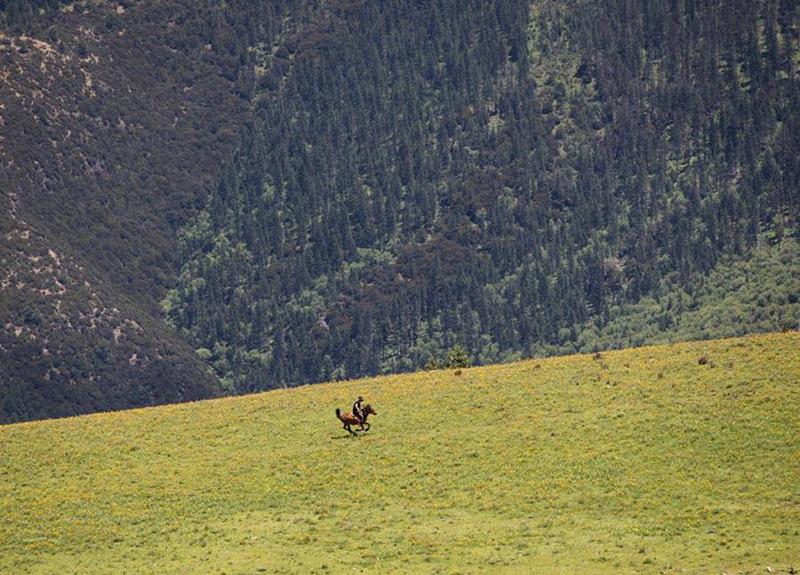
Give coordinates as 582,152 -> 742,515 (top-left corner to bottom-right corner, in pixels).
335,404 -> 377,436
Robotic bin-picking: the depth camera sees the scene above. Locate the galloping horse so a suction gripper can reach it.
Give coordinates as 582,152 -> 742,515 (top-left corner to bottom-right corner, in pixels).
335,404 -> 377,436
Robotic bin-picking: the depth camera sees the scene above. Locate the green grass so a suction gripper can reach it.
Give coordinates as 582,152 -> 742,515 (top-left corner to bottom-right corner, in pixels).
1,333 -> 798,574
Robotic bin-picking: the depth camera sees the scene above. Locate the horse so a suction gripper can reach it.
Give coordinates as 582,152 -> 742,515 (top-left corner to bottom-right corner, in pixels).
335,404 -> 377,436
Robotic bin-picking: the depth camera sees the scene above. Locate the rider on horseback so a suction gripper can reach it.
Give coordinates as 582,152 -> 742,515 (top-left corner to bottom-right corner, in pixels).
352,396 -> 365,424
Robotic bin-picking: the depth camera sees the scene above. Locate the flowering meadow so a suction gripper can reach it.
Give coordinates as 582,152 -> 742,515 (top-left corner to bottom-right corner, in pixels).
1,333 -> 798,573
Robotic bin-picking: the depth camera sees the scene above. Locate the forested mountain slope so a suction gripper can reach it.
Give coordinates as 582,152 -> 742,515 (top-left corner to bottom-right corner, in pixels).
164,0 -> 799,392
1,0 -> 798,420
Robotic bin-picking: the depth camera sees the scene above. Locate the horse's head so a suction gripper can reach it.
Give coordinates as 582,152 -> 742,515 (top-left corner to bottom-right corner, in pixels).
363,404 -> 377,416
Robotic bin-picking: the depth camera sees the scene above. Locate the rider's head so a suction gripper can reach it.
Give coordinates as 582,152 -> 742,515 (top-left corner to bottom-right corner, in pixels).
358,396 -> 364,402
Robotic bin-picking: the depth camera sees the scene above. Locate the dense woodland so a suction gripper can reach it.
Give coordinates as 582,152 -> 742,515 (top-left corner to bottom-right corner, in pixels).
1,0 -> 798,420
164,0 -> 799,391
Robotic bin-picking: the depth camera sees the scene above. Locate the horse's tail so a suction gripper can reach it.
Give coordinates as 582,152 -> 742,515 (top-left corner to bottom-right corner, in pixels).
335,408 -> 342,421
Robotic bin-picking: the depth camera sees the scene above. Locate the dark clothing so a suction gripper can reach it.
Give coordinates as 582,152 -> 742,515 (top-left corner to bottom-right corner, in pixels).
352,399 -> 364,423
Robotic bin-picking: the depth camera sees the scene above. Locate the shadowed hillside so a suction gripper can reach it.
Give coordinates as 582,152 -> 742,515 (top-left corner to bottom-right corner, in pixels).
1,0 -> 798,421
0,0 -> 295,421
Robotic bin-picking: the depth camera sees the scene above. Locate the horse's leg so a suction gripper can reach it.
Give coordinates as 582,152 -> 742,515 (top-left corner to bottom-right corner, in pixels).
362,422 -> 370,432
344,423 -> 357,436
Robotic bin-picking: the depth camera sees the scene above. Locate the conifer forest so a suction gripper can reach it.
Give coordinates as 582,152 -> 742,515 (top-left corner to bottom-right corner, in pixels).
1,0 -> 798,420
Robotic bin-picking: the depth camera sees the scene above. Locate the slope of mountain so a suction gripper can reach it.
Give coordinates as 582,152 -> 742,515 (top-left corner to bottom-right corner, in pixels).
1,0 -> 798,420
0,0 -> 269,421
1,333 -> 798,573
164,0 -> 799,392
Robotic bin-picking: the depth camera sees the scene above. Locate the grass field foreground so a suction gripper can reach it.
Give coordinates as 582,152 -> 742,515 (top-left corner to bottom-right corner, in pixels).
1,333 -> 799,573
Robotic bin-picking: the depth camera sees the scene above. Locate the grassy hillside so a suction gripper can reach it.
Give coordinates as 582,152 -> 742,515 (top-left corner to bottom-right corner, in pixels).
1,333 -> 798,574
